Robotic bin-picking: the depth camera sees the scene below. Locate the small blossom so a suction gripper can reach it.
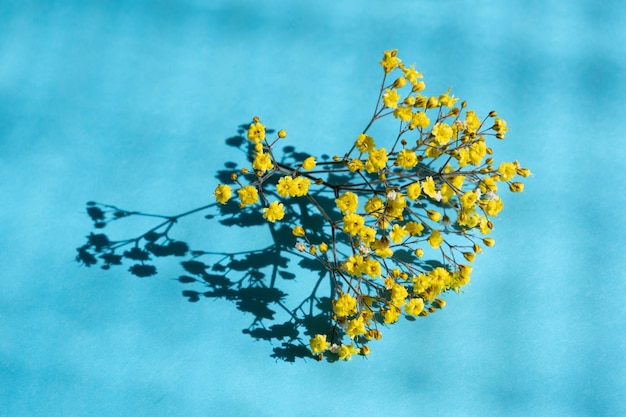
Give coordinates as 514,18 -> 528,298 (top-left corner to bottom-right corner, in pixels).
428,230 -> 443,248
336,192 -> 359,214
214,184 -> 232,204
334,293 -> 357,317
337,344 -> 360,360
238,185 -> 258,206
263,201 -> 285,222
309,334 -> 330,354
302,156 -> 316,170
396,149 -> 417,169
247,120 -> 265,142
382,89 -> 401,109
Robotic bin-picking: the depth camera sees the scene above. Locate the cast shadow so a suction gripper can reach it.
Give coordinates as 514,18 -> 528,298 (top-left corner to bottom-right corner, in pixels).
76,123 -> 343,362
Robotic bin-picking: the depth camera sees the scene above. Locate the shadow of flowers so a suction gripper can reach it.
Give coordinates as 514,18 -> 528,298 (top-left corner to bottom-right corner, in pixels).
76,124 -> 338,362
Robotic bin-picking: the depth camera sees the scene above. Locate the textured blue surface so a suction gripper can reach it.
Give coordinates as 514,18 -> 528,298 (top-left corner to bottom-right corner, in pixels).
1,1 -> 625,416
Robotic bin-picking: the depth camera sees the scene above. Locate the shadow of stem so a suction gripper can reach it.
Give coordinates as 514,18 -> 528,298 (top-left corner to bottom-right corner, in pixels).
76,124 -> 339,362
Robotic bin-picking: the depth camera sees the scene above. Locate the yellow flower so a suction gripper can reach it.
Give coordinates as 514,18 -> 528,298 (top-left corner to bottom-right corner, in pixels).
276,176 -> 295,197
319,242 -> 328,253
428,230 -> 443,248
252,152 -> 273,172
386,194 -> 406,219
479,176 -> 498,194
334,293 -> 357,317
382,89 -> 401,109
214,184 -> 232,204
348,158 -> 365,172
439,183 -> 455,203
406,182 -> 422,200
247,120 -> 265,143
338,344 -> 360,360
238,185 -> 258,206
309,334 -> 330,354
343,255 -> 365,276
292,225 -> 305,237
355,134 -> 375,153
460,190 -> 479,209
293,177 -> 310,196
493,117 -> 508,137
335,192 -> 359,214
390,283 -> 408,307
346,316 -> 367,339
343,213 -> 365,235
380,49 -> 401,73
371,238 -> 392,257
359,227 -> 377,244
432,123 -> 454,145
393,105 -> 413,122
302,156 -> 316,170
364,196 -> 384,217
402,65 -> 423,84
498,162 -> 517,181
480,197 -> 504,216
439,88 -> 459,108
469,140 -> 487,165
421,176 -> 438,199
465,110 -> 481,133
389,223 -> 408,243
365,147 -> 388,173
382,306 -> 400,324
364,258 -> 382,279
405,298 -> 424,316
410,111 -> 430,129
263,201 -> 285,222
396,149 -> 417,169
405,221 -> 424,236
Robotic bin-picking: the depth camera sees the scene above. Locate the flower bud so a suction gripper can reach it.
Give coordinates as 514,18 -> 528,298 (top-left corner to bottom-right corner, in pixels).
509,182 -> 524,192
392,77 -> 406,88
278,129 -> 287,138
517,168 -> 531,177
427,210 -> 441,222
412,81 -> 426,93
483,238 -> 495,247
231,173 -> 238,181
426,96 -> 439,109
489,111 -> 497,117
433,299 -> 446,309
463,252 -> 476,262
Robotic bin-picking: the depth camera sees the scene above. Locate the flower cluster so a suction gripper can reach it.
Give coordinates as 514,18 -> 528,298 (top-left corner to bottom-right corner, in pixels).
213,50 -> 530,361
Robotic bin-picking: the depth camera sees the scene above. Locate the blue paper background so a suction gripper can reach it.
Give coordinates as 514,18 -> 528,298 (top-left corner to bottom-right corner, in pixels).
1,0 -> 625,416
